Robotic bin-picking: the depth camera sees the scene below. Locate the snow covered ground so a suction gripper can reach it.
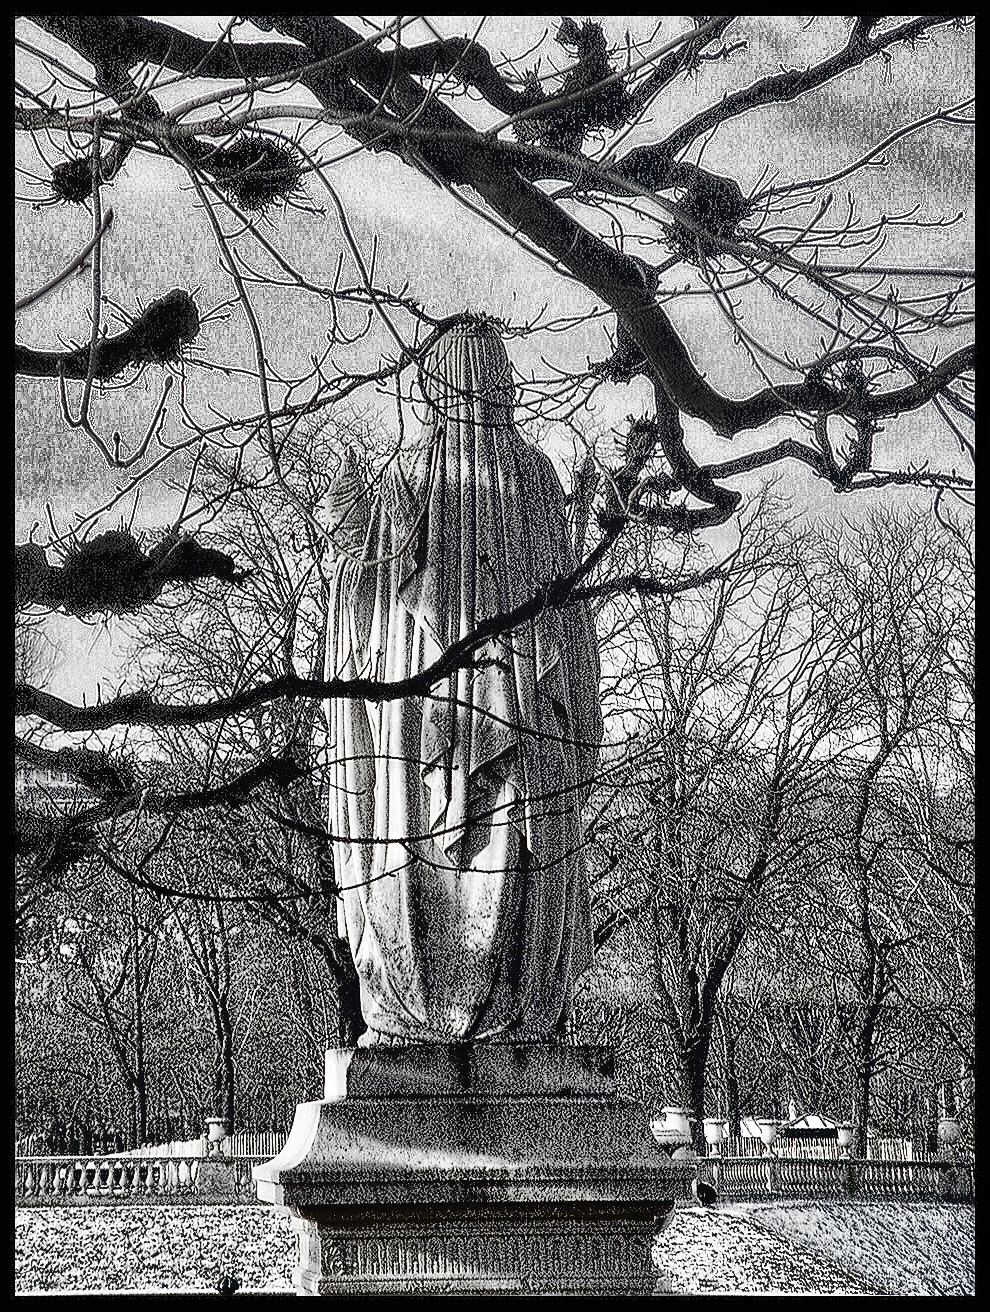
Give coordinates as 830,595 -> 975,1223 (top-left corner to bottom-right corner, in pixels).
725,1201 -> 975,1297
14,1207 -> 295,1294
14,1202 -> 974,1296
658,1206 -> 878,1295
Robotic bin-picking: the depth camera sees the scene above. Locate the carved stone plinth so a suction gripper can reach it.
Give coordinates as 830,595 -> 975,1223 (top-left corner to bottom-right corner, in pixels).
254,1045 -> 692,1297
288,1202 -> 670,1296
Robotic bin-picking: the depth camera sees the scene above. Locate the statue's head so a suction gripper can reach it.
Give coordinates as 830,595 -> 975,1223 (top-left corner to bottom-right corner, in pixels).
417,315 -> 515,424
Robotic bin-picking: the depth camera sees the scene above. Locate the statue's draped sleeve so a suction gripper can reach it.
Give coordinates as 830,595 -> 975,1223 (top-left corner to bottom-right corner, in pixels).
324,321 -> 602,1044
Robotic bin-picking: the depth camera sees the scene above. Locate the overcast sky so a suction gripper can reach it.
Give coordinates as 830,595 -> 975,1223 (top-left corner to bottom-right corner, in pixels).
15,17 -> 974,707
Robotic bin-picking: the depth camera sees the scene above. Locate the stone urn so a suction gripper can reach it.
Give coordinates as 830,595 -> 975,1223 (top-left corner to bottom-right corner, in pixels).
836,1122 -> 856,1157
937,1117 -> 962,1151
702,1118 -> 727,1153
755,1118 -> 780,1153
659,1107 -> 693,1139
649,1106 -> 694,1151
205,1116 -> 229,1157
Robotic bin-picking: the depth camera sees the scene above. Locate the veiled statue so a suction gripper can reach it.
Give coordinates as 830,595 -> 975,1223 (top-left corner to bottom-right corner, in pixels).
323,317 -> 603,1046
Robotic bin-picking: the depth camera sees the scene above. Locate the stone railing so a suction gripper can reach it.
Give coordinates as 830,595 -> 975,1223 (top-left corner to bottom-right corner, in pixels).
14,1155 -> 267,1206
696,1155 -> 974,1203
17,1151 -> 974,1207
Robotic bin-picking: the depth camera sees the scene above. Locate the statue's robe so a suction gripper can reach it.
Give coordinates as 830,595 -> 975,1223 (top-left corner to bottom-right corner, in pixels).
324,320 -> 603,1044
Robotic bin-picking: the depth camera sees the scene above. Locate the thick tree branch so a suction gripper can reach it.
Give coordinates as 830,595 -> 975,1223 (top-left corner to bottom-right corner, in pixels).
24,15 -> 308,82
17,14 -> 974,548
15,289 -> 199,379
14,752 -> 310,885
15,512 -> 625,734
24,14 -> 973,457
391,36 -> 544,116
15,737 -> 133,799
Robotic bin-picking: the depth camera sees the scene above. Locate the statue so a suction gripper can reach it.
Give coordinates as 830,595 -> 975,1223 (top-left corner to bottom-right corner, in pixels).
323,317 -> 603,1046
259,326 -> 686,1294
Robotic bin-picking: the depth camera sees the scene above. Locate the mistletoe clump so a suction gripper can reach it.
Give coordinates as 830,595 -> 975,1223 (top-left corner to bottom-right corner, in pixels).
15,529 -> 248,617
661,169 -> 753,266
124,289 -> 200,366
207,136 -> 304,211
56,529 -> 162,614
50,157 -> 94,204
515,19 -> 635,154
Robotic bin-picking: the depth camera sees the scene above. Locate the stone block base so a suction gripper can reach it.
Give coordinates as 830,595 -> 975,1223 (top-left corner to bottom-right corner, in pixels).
288,1202 -> 673,1296
254,1045 -> 691,1297
195,1159 -> 239,1198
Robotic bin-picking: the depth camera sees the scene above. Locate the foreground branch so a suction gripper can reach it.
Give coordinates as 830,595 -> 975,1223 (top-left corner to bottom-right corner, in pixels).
15,751 -> 309,883
15,524 -> 732,732
15,289 -> 199,380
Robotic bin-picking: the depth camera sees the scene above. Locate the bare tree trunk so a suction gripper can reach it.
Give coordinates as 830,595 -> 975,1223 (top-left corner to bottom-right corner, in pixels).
853,1052 -> 871,1160
925,1087 -> 940,1156
209,996 -> 236,1131
679,1031 -> 711,1153
941,1078 -> 957,1117
130,907 -> 148,1145
722,1026 -> 741,1137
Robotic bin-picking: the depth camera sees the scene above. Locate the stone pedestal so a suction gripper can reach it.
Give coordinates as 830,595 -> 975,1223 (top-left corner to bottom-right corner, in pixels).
195,1158 -> 239,1198
253,1045 -> 692,1296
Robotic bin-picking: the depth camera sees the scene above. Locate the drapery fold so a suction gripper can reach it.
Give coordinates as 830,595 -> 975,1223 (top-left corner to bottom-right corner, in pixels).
324,319 -> 602,1044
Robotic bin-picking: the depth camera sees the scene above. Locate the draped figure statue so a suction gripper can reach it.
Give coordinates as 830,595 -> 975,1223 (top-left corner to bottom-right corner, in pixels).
323,317 -> 603,1046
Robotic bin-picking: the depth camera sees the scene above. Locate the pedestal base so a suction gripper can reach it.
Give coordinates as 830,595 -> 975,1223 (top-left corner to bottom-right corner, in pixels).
288,1202 -> 672,1296
254,1045 -> 691,1297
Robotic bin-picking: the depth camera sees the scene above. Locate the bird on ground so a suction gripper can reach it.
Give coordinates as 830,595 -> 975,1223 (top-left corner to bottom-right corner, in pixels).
693,1177 -> 719,1207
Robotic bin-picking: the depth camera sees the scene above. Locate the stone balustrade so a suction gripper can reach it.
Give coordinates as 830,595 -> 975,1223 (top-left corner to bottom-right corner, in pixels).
694,1155 -> 974,1203
14,1154 -> 267,1205
14,1152 -> 973,1207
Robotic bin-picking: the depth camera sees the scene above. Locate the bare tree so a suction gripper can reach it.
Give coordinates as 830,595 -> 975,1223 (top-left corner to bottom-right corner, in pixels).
54,868 -> 167,1147
124,425 -> 369,1039
14,618 -> 57,689
803,509 -> 972,1156
582,496 -> 856,1141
